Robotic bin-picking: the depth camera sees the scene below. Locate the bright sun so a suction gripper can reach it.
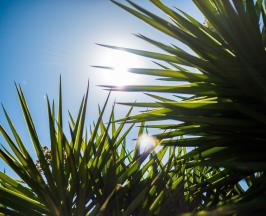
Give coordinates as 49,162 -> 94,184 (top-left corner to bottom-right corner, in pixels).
95,49 -> 144,86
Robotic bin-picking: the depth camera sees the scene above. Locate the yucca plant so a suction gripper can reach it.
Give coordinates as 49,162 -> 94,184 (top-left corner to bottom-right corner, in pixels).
0,79 -> 133,215
0,80 -> 234,215
98,0 -> 266,215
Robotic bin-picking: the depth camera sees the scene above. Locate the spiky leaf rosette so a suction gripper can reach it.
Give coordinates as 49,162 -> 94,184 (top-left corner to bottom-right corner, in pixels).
98,0 -> 266,214
0,80 -> 236,215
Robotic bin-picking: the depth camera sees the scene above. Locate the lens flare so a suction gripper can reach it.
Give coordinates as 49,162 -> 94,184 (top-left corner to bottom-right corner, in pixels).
138,134 -> 158,153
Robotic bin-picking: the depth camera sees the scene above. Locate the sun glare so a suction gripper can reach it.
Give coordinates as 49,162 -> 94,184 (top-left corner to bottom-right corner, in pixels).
138,134 -> 158,153
96,48 -> 145,86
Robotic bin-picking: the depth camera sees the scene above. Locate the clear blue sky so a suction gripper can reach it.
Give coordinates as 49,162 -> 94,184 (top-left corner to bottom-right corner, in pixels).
0,0 -> 202,173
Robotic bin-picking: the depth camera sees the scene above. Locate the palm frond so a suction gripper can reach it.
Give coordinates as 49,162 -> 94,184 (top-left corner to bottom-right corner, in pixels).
0,80 -> 231,215
101,0 -> 266,214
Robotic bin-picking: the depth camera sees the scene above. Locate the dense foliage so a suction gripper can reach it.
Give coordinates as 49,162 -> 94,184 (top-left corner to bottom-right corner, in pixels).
0,81 -> 231,215
98,0 -> 266,215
